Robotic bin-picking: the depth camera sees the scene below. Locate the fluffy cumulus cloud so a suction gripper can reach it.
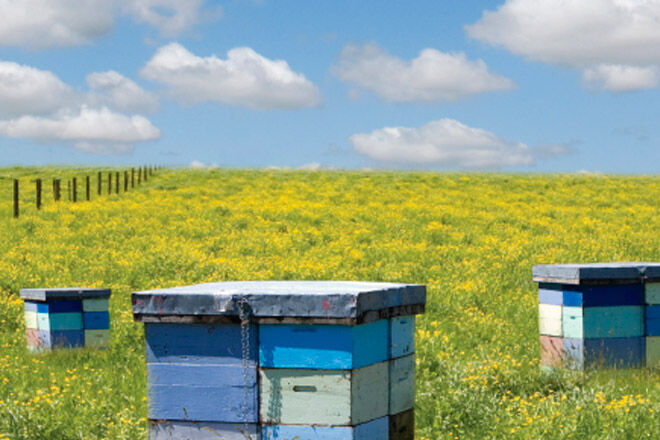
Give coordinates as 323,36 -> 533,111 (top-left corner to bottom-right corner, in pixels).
334,43 -> 514,102
141,43 -> 321,109
87,71 -> 160,113
0,0 -> 218,48
350,119 -> 567,169
0,61 -> 160,154
466,0 -> 660,91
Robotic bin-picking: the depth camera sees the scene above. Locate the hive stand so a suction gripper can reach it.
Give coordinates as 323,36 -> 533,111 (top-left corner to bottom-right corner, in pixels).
20,287 -> 111,351
132,281 -> 426,440
533,263 -> 660,370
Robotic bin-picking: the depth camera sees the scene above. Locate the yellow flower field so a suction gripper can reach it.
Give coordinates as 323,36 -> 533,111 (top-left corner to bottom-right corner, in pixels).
0,168 -> 658,439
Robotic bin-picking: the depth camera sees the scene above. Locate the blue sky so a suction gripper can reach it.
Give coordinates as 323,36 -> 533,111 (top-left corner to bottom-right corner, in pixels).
0,0 -> 659,173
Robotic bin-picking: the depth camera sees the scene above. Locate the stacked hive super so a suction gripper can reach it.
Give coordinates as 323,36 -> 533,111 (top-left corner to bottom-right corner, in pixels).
20,287 -> 111,351
132,281 -> 426,440
533,263 -> 660,369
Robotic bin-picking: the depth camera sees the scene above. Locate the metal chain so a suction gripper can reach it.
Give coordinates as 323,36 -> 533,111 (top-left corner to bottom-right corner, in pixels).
237,298 -> 251,439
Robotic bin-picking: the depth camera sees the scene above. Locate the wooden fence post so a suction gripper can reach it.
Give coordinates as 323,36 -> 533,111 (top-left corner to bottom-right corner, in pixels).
36,179 -> 42,210
144,166 -> 148,182
124,171 -> 128,192
97,172 -> 102,196
138,167 -> 142,185
86,176 -> 90,201
72,178 -> 77,203
13,179 -> 19,218
53,179 -> 58,202
131,168 -> 135,188
67,180 -> 71,201
115,172 -> 119,194
108,173 -> 112,195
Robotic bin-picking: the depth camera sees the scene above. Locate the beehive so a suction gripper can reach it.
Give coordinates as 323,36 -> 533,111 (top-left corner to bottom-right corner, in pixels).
533,263 -> 660,369
20,287 -> 111,351
132,281 -> 426,440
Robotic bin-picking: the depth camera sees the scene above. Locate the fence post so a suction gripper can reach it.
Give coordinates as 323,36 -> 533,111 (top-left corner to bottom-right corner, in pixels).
144,167 -> 148,182
52,179 -> 57,202
138,167 -> 142,185
108,173 -> 112,195
72,178 -> 77,203
36,179 -> 42,210
86,176 -> 90,201
131,168 -> 135,188
13,179 -> 19,218
97,172 -> 102,196
124,171 -> 128,192
115,172 -> 119,194
67,180 -> 71,201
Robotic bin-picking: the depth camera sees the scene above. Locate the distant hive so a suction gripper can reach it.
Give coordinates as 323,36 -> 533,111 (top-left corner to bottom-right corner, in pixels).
132,280 -> 426,440
532,263 -> 660,370
21,287 -> 111,351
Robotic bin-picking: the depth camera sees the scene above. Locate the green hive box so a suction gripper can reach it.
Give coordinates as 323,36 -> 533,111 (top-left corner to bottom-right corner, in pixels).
132,281 -> 426,440
20,287 -> 111,351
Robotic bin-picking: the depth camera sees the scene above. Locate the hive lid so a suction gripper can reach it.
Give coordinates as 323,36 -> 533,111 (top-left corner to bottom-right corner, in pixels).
132,281 -> 426,323
20,287 -> 112,301
532,262 -> 660,285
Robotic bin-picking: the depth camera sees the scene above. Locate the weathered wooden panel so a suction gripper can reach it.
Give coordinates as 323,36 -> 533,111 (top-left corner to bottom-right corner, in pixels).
538,288 -> 563,305
562,307 -> 583,339
539,336 -> 564,368
538,304 -> 562,336
84,329 -> 109,348
389,355 -> 414,415
149,420 -> 259,440
148,363 -> 257,423
389,409 -> 414,440
20,287 -> 111,302
260,362 -> 388,426
647,336 -> 660,367
24,301 -> 38,313
83,311 -> 110,329
83,298 -> 109,312
146,323 -> 257,365
24,311 -> 38,329
49,313 -> 84,330
563,337 -> 645,369
262,417 -> 388,439
563,306 -> 643,338
259,320 -> 388,369
562,284 -> 643,307
390,316 -> 415,359
532,263 -> 660,284
645,306 -> 660,336
25,329 -> 41,347
645,283 -> 660,305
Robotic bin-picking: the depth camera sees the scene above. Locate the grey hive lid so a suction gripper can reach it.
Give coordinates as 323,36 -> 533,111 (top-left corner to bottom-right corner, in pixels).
20,287 -> 112,301
532,262 -> 660,284
132,280 -> 426,321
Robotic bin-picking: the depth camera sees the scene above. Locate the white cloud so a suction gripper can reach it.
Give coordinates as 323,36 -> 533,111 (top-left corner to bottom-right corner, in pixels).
466,0 -> 660,91
0,0 -> 218,48
0,61 -> 78,118
141,43 -> 321,109
87,71 -> 159,113
350,119 -> 568,169
582,64 -> 659,92
334,43 -> 514,102
123,0 -> 222,37
0,61 -> 160,154
189,160 -> 219,168
0,0 -> 115,48
0,107 -> 160,154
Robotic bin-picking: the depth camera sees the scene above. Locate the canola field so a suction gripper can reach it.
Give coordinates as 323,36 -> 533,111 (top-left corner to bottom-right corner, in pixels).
0,168 -> 658,440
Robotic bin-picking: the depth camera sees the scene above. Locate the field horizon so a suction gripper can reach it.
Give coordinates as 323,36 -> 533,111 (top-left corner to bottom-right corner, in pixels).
0,168 -> 658,439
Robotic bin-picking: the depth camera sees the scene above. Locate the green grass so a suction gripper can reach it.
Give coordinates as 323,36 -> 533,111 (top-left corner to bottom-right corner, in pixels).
0,168 -> 658,439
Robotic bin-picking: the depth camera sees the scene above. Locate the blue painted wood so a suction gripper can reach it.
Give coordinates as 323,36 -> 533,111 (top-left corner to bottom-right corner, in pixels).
645,306 -> 660,336
538,289 -> 563,305
50,330 -> 84,348
37,330 -> 51,349
563,306 -> 644,338
146,323 -> 258,365
563,337 -> 645,369
148,364 -> 257,388
562,284 -> 643,307
149,421 -> 259,440
390,316 -> 415,359
83,311 -> 110,329
262,417 -> 388,439
24,301 -> 38,312
259,320 -> 388,369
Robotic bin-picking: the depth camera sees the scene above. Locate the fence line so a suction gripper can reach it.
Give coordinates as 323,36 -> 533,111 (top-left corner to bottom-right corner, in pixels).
9,166 -> 161,219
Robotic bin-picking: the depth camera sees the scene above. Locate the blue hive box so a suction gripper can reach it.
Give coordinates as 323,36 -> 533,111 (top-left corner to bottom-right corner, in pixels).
533,262 -> 660,370
133,281 -> 426,440
20,287 -> 111,351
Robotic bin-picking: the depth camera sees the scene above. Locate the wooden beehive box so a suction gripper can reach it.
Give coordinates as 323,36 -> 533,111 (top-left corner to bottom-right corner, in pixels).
533,262 -> 660,370
132,281 -> 426,440
20,287 -> 111,351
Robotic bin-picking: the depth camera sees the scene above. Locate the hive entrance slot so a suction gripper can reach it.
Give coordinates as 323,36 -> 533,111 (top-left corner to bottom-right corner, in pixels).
293,385 -> 317,392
